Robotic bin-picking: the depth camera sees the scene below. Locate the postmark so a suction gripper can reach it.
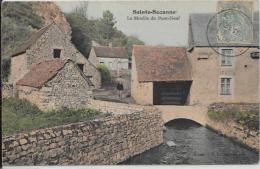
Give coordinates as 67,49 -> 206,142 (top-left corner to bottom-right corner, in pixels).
206,1 -> 253,57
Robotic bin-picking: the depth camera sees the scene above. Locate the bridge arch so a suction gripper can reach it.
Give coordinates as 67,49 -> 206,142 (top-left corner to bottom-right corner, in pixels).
155,105 -> 208,126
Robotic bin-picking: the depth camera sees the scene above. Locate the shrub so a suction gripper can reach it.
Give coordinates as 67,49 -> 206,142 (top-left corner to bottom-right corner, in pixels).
2,97 -> 110,136
1,57 -> 11,81
97,64 -> 112,86
207,109 -> 259,131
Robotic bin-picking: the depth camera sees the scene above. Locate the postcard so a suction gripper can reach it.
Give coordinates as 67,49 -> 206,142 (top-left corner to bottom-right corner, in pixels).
1,0 -> 259,167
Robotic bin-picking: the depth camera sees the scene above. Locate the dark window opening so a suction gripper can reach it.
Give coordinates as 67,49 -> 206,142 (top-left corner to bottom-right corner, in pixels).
53,49 -> 61,58
77,64 -> 84,72
128,58 -> 132,69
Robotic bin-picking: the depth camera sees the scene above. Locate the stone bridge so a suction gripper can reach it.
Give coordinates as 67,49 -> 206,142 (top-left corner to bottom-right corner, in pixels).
155,105 -> 208,126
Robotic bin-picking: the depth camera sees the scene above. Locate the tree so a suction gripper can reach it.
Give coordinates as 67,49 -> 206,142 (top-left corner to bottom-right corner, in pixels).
72,1 -> 88,18
95,10 -> 117,44
66,13 -> 94,57
125,36 -> 145,56
97,64 -> 111,86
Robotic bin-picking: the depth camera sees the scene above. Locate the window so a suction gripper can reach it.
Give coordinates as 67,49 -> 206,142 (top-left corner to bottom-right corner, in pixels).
220,78 -> 231,95
128,58 -> 132,69
77,64 -> 84,72
100,62 -> 104,64
53,49 -> 61,58
221,49 -> 233,66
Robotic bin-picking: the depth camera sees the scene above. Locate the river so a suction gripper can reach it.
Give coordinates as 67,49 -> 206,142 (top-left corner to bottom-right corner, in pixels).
121,119 -> 259,165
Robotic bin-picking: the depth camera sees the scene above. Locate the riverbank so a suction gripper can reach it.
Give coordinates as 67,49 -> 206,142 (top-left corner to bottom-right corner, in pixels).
206,103 -> 259,152
121,119 -> 259,165
206,120 -> 259,152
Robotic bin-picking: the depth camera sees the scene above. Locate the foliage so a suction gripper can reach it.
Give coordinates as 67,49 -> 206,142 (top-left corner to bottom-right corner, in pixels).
1,57 -> 11,81
66,6 -> 145,57
208,109 -> 259,131
125,36 -> 145,56
97,64 -> 112,86
2,97 -> 110,136
1,2 -> 44,59
95,10 -> 117,43
65,13 -> 94,58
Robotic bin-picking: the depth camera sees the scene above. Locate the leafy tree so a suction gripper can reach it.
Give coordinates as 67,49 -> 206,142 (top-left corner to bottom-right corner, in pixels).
125,36 -> 145,56
66,13 -> 94,58
97,64 -> 112,86
95,10 -> 117,45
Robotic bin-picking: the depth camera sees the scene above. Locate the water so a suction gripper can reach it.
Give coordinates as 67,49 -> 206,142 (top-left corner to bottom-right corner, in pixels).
121,119 -> 259,165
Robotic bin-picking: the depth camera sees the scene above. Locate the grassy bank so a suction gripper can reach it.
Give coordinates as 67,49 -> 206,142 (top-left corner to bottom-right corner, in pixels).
2,97 -> 110,136
208,109 -> 259,131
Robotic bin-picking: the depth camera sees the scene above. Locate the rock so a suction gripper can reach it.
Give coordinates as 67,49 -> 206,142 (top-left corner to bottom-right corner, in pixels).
163,125 -> 167,131
19,139 -> 28,145
166,140 -> 176,147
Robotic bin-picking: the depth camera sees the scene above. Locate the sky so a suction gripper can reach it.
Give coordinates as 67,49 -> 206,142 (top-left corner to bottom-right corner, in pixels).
55,0 -> 258,46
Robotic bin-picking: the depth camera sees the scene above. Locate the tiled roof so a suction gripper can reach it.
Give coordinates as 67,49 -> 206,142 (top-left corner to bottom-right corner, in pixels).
16,59 -> 93,88
133,45 -> 192,82
93,46 -> 128,59
188,12 -> 259,48
11,23 -> 54,57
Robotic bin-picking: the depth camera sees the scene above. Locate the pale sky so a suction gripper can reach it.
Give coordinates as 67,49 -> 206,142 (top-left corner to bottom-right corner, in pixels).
55,0 -> 258,46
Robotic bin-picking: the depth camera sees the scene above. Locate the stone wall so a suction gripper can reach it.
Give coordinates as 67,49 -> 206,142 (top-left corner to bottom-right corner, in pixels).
11,24 -> 101,88
207,102 -> 259,151
131,55 -> 153,105
208,102 -> 259,112
2,107 -> 163,165
2,83 -> 14,98
17,62 -> 93,110
189,47 -> 259,105
207,120 -> 259,151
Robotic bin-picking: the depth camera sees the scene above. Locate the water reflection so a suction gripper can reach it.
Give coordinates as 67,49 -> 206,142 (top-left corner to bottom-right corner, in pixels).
121,119 -> 259,165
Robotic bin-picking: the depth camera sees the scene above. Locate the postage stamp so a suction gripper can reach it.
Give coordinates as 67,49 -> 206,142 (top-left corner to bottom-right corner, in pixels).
216,1 -> 253,44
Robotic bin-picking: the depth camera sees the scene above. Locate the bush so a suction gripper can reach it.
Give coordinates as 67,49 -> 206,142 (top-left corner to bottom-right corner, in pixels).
1,57 -> 11,81
97,64 -> 112,86
2,97 -> 110,136
207,109 -> 259,131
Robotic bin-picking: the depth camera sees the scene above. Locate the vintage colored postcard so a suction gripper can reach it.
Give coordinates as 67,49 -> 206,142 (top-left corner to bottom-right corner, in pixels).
1,0 -> 259,167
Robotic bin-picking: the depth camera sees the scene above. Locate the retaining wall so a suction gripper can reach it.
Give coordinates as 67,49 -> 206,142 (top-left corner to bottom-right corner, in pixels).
2,107 -> 163,165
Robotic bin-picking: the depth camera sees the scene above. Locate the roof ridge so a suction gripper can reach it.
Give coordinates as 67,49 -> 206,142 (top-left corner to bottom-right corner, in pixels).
11,23 -> 55,57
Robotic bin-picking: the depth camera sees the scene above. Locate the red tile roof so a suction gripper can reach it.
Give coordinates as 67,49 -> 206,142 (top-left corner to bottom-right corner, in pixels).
17,59 -> 94,88
16,59 -> 68,88
93,46 -> 128,59
133,45 -> 192,82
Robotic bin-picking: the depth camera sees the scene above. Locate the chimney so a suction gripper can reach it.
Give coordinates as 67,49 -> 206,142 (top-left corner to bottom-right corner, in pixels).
108,42 -> 113,47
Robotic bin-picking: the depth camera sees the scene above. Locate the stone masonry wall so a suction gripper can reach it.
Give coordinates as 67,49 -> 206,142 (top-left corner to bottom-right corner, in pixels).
41,62 -> 93,110
2,83 -> 14,98
207,103 -> 259,151
2,107 -> 163,165
20,24 -> 101,88
207,120 -> 259,151
17,62 -> 93,110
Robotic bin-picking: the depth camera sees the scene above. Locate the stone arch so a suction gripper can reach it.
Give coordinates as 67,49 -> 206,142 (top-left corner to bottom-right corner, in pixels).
155,105 -> 208,126
164,117 -> 204,126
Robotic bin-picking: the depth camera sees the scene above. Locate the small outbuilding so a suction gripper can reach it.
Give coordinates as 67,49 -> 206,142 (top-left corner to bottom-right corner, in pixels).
16,59 -> 93,110
131,45 -> 192,105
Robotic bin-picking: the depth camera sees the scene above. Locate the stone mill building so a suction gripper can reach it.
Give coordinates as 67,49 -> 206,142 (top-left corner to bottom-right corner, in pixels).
10,22 -> 101,89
